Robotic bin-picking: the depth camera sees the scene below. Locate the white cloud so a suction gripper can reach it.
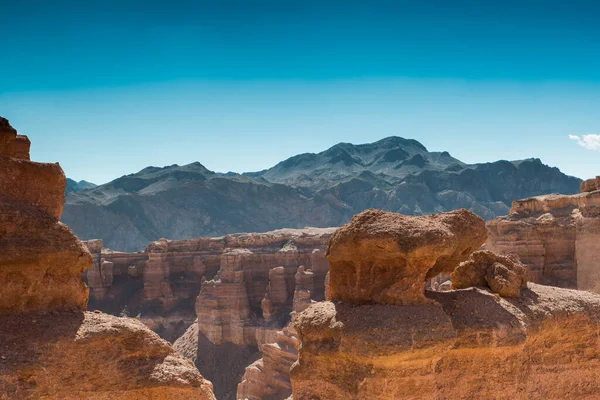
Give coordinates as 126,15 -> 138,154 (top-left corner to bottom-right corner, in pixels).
569,134 -> 600,151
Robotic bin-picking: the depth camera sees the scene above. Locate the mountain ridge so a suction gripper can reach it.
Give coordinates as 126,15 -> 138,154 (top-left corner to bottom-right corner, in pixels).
63,136 -> 581,251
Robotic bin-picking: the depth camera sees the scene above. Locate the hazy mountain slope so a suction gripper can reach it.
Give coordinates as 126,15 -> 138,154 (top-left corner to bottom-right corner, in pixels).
65,178 -> 97,193
62,137 -> 581,251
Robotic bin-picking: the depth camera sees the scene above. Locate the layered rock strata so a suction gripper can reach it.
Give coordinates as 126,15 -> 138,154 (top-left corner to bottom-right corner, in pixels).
486,186 -> 600,292
236,264 -> 315,400
291,285 -> 600,399
236,326 -> 300,400
84,227 -> 334,342
172,230 -> 334,400
0,120 -> 89,314
0,117 -> 215,399
290,208 -> 600,399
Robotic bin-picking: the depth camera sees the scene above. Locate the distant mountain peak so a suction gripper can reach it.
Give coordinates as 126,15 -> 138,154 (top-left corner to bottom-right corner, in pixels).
65,178 -> 97,193
372,136 -> 428,152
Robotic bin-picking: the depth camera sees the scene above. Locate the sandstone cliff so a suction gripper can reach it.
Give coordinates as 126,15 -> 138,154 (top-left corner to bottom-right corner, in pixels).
166,229 -> 333,400
291,208 -> 600,399
486,183 -> 600,292
84,228 -> 334,343
0,117 -> 215,400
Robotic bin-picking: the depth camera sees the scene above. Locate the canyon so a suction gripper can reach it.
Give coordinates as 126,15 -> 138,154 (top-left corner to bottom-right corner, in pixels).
291,208 -> 600,399
81,179 -> 600,400
5,114 -> 600,400
63,137 -> 580,252
0,117 -> 216,399
83,228 -> 334,345
82,225 -> 333,399
486,177 -> 600,293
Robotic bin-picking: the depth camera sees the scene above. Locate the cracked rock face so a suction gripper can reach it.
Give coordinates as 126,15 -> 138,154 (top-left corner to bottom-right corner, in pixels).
0,117 -> 90,314
452,250 -> 528,298
326,208 -> 487,305
486,188 -> 600,292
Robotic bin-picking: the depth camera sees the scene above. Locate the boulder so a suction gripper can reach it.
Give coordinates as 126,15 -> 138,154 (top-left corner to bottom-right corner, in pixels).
581,176 -> 600,192
326,209 -> 487,304
0,312 -> 215,399
451,250 -> 528,298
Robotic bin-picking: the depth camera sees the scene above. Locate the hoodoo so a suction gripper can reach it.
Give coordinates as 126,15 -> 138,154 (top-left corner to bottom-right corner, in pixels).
172,228 -> 334,400
0,117 -> 215,400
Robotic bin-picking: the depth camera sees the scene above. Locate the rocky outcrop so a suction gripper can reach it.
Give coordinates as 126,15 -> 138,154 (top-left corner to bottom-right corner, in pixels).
326,209 -> 487,305
171,229 -> 333,400
290,208 -> 600,399
292,266 -> 315,315
262,266 -> 288,322
196,249 -> 254,346
486,186 -> 600,292
452,250 -> 528,297
0,312 -> 215,399
85,228 -> 334,343
0,119 -> 89,314
236,264 -> 315,400
581,176 -> 600,192
291,285 -> 600,399
237,326 -> 300,400
0,117 -> 215,399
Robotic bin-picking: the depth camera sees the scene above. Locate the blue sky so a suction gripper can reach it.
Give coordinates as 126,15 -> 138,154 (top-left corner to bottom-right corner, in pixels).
1,0 -> 599,183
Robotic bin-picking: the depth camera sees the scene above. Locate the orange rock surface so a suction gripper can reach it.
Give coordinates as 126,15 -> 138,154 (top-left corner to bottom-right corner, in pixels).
326,208 -> 487,304
291,208 -> 600,400
0,117 -> 215,400
291,285 -> 600,400
173,228 -> 334,400
581,176 -> 600,192
0,312 -> 215,399
452,250 -> 528,297
486,188 -> 600,292
0,118 -> 89,314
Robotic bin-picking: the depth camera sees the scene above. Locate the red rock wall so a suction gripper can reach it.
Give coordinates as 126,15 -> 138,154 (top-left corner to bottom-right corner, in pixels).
486,191 -> 600,291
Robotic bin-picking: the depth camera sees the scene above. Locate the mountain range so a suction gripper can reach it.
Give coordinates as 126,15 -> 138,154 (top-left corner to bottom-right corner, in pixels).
62,137 -> 581,251
66,178 -> 97,193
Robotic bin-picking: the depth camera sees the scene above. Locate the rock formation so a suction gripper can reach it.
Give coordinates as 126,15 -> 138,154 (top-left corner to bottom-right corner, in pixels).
0,116 -> 30,160
0,117 -> 215,399
452,250 -> 528,297
290,208 -> 600,399
196,249 -> 254,346
236,263 -> 316,400
326,208 -> 487,305
172,229 -> 334,400
581,176 -> 600,192
236,326 -> 300,400
0,120 -> 89,314
85,228 -> 334,343
486,183 -> 600,292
